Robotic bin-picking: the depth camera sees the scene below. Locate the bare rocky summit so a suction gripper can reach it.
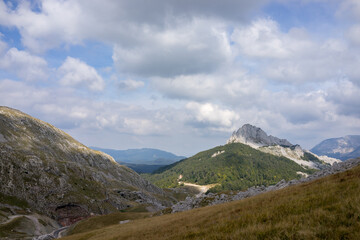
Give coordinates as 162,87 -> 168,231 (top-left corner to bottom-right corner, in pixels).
0,107 -> 171,227
227,124 -> 292,148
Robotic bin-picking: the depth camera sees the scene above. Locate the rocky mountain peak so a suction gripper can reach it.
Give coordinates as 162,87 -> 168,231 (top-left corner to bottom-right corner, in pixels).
227,124 -> 292,148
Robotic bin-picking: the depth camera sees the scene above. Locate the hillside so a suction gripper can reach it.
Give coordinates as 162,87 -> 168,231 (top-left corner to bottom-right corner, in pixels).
62,159 -> 360,240
144,143 -> 315,192
118,162 -> 168,174
0,106 -> 172,233
311,135 -> 360,160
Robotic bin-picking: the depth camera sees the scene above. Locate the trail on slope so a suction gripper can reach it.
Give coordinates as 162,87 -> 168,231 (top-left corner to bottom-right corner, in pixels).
179,181 -> 219,197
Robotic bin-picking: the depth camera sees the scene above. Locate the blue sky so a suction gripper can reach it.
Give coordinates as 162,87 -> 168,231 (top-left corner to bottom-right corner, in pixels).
0,0 -> 360,156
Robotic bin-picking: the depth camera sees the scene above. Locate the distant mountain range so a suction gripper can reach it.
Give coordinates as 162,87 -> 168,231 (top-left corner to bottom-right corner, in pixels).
311,135 -> 360,161
91,147 -> 186,173
145,124 -> 339,192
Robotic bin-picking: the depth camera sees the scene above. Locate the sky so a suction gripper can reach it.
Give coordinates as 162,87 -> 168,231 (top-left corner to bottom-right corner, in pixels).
0,0 -> 360,156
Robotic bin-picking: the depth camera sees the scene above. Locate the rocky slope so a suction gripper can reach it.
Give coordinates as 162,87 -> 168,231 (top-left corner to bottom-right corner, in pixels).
311,135 -> 360,160
228,124 -> 340,169
0,107 -> 172,231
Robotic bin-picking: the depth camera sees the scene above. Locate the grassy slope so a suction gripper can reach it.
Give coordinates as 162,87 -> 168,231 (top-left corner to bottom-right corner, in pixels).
144,143 -> 314,192
67,212 -> 152,236
62,161 -> 360,240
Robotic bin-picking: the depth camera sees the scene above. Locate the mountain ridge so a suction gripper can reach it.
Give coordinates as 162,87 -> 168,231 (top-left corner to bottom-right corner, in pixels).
311,135 -> 360,160
91,147 -> 185,165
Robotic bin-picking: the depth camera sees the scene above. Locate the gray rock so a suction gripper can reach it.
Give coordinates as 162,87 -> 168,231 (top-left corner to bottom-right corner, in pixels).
227,124 -> 292,147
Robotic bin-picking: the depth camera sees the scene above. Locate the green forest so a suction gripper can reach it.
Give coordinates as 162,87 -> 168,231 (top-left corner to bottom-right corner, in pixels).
143,143 -> 316,192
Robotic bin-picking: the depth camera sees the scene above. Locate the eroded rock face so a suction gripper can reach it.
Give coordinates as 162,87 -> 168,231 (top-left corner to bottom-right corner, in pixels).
55,204 -> 89,226
0,106 -> 171,220
227,124 -> 292,148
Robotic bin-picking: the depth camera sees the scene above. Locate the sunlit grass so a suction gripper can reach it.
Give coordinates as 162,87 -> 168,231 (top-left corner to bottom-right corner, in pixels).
63,162 -> 360,240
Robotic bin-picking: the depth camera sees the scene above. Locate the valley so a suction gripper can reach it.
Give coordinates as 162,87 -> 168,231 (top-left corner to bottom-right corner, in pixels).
62,157 -> 360,240
0,106 -> 359,239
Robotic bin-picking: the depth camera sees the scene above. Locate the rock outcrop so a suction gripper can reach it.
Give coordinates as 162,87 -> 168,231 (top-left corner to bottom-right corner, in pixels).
227,124 -> 292,148
0,107 -> 171,224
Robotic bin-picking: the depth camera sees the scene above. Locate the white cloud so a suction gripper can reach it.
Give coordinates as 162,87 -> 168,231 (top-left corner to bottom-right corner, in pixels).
0,37 -> 7,54
0,79 -> 49,106
118,79 -> 145,91
347,24 -> 360,46
123,118 -> 163,135
326,79 -> 360,117
58,57 -> 105,91
0,0 -> 266,52
152,74 -> 221,101
113,18 -> 231,77
337,0 -> 360,21
231,18 -> 354,83
232,18 -> 290,58
0,48 -> 48,81
186,102 -> 240,130
0,0 -> 83,53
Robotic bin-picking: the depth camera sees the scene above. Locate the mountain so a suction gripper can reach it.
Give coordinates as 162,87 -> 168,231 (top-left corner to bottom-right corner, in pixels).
145,142 -> 315,192
311,135 -> 360,160
144,124 -> 340,192
62,158 -> 360,240
0,106 -> 172,233
229,124 -> 340,168
91,147 -> 185,165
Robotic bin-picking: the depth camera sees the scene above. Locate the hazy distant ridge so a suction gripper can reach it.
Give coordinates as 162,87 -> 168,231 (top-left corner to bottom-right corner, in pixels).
91,147 -> 185,165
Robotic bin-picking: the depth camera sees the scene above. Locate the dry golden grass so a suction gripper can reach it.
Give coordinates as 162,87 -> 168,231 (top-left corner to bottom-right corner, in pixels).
63,164 -> 360,240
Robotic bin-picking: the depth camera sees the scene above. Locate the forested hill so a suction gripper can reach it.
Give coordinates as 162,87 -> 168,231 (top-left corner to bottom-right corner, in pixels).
144,143 -> 315,192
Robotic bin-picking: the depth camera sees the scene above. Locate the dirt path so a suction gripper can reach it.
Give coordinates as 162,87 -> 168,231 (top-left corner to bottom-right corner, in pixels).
179,181 -> 219,197
0,214 -> 24,225
0,214 -> 44,236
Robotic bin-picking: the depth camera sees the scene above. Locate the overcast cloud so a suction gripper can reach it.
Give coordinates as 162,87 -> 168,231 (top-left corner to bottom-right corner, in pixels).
0,0 -> 359,156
